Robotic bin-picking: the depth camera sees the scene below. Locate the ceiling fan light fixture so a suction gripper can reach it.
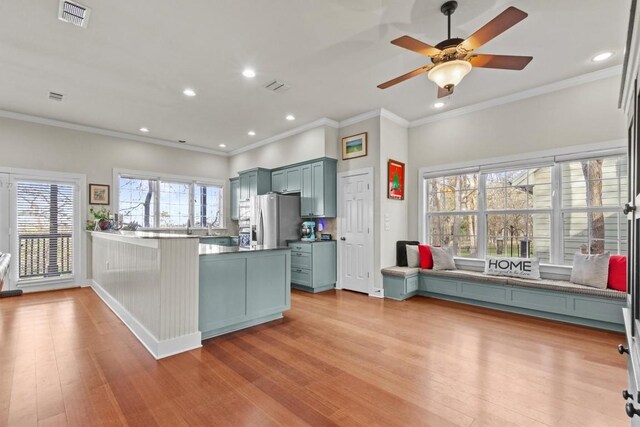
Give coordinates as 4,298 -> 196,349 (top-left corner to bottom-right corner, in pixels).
427,60 -> 472,90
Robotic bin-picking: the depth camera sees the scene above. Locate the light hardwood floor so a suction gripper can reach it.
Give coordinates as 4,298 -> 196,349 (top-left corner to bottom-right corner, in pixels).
0,288 -> 628,426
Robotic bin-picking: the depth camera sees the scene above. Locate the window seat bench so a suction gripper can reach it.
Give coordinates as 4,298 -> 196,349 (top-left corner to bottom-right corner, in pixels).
381,266 -> 626,332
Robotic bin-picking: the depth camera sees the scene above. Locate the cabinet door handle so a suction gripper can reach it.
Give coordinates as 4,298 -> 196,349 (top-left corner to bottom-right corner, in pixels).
618,344 -> 630,355
623,390 -> 634,400
627,402 -> 640,418
296,253 -> 302,256
624,203 -> 636,215
296,269 -> 302,273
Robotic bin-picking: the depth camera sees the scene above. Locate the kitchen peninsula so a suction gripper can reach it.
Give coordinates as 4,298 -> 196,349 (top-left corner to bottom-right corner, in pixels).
91,231 -> 291,359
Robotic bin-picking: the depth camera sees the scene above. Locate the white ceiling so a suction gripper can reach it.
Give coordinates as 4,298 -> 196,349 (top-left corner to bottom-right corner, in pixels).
0,0 -> 630,153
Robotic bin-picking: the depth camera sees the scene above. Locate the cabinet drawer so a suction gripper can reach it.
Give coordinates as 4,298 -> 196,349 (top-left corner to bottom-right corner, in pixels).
288,243 -> 312,253
291,252 -> 312,269
291,267 -> 312,287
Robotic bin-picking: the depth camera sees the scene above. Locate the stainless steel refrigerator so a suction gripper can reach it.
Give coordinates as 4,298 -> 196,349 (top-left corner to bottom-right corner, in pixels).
251,193 -> 301,247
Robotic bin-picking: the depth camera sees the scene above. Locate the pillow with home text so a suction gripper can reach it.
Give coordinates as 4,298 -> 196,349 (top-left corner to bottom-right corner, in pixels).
484,256 -> 541,280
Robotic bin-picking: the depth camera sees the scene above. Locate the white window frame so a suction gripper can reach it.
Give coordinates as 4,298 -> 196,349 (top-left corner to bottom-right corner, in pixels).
418,140 -> 627,272
113,168 -> 225,230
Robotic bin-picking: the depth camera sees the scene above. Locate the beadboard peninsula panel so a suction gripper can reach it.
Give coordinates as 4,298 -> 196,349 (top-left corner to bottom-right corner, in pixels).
91,233 -> 201,358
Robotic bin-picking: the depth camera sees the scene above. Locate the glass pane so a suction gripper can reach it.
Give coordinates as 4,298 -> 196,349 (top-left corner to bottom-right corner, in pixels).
194,184 -> 223,227
428,174 -> 478,212
562,156 -> 627,208
159,182 -> 190,227
562,211 -> 625,264
486,213 -> 550,262
429,214 -> 478,258
486,167 -> 552,210
119,177 -> 156,228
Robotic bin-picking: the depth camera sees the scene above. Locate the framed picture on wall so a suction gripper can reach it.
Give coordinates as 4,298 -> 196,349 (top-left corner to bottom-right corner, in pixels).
341,132 -> 368,160
89,184 -> 110,205
387,159 -> 405,200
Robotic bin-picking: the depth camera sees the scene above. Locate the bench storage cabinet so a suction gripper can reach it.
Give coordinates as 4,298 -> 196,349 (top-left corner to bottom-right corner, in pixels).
382,267 -> 625,332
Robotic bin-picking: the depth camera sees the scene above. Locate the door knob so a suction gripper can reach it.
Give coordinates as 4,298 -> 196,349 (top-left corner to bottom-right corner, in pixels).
623,390 -> 634,400
624,203 -> 636,215
627,402 -> 640,418
618,344 -> 629,355
340,237 -> 346,241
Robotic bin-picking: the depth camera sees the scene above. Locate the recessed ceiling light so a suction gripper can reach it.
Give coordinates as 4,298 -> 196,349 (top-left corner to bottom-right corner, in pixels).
219,143 -> 227,148
183,88 -> 196,97
139,127 -> 149,133
286,115 -> 295,121
591,51 -> 614,62
433,102 -> 445,109
242,68 -> 256,78
248,131 -> 256,136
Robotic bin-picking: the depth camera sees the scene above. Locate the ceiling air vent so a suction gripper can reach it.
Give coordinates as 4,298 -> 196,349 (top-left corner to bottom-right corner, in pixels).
58,0 -> 91,28
264,80 -> 290,93
48,92 -> 64,102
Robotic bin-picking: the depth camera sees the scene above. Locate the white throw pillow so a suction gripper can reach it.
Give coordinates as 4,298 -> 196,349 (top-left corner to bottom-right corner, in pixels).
570,252 -> 610,289
431,247 -> 456,270
485,256 -> 541,280
406,245 -> 420,268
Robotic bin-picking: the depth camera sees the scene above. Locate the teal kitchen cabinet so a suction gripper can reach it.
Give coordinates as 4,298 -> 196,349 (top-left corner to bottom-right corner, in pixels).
238,168 -> 271,202
271,166 -> 301,193
200,236 -> 232,246
300,158 -> 336,218
230,177 -> 239,220
288,241 -> 336,293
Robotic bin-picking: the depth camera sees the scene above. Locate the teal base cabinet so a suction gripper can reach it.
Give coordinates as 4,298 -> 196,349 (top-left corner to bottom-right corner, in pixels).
288,241 -> 336,293
199,249 -> 291,339
200,236 -> 231,246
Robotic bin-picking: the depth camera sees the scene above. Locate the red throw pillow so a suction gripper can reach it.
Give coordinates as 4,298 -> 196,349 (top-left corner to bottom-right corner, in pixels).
418,244 -> 433,269
608,255 -> 627,292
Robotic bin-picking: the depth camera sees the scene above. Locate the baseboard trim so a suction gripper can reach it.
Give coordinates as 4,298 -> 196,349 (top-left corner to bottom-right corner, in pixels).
90,280 -> 202,359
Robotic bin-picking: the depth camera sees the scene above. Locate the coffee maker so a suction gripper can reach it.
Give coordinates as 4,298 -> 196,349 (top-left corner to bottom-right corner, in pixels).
301,221 -> 316,241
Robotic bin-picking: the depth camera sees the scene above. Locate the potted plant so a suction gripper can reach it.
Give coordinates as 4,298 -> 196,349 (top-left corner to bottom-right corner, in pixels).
90,207 -> 111,231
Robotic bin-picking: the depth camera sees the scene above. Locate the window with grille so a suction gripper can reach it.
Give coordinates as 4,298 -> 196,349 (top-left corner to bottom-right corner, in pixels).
16,181 -> 75,280
117,173 -> 223,229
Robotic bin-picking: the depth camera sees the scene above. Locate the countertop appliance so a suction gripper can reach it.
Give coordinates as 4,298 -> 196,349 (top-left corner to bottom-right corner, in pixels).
301,221 -> 316,241
251,193 -> 302,247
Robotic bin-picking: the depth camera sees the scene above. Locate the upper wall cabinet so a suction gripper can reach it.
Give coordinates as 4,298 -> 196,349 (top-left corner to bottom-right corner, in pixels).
271,166 -> 301,193
229,177 -> 239,220
300,159 -> 336,218
238,168 -> 271,202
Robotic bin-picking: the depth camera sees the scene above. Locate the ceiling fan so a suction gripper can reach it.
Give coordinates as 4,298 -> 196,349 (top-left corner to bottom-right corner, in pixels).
378,1 -> 533,98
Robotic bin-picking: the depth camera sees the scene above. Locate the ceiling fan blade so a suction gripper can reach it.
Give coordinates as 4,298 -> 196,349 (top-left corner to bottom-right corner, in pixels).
469,54 -> 532,70
378,64 -> 433,89
459,7 -> 528,52
391,35 -> 441,58
437,86 -> 454,98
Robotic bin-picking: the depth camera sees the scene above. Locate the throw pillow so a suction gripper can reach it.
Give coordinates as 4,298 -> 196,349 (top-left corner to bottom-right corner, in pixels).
570,252 -> 610,289
431,247 -> 456,270
406,245 -> 420,268
608,255 -> 627,292
418,244 -> 433,269
396,241 -> 420,266
484,256 -> 541,280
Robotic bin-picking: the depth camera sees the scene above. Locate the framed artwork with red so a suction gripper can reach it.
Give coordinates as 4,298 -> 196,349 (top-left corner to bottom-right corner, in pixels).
387,159 -> 405,200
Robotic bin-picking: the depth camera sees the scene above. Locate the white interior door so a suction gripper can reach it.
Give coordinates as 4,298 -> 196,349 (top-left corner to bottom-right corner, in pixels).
338,170 -> 372,294
0,173 -> 10,289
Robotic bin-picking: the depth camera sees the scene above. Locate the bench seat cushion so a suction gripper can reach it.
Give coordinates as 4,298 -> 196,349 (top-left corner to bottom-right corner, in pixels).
420,268 -> 509,285
506,277 -> 625,300
381,266 -> 420,277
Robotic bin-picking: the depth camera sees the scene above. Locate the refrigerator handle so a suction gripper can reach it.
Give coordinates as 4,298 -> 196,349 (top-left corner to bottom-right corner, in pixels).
257,208 -> 264,245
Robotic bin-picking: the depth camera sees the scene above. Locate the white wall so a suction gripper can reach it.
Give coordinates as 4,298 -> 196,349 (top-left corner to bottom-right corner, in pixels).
338,117 -> 382,289
406,76 -> 627,239
0,117 -> 229,279
228,125 -> 337,176
379,117 -> 409,270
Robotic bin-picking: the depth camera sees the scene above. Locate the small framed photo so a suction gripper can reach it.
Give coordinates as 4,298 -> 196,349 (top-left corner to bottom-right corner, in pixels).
342,132 -> 368,160
387,159 -> 405,200
89,184 -> 110,205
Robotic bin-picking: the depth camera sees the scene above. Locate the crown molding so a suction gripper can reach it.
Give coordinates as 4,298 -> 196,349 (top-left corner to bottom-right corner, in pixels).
228,117 -> 339,156
0,109 -> 228,156
338,109 -> 381,128
409,65 -> 622,128
380,108 -> 409,128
